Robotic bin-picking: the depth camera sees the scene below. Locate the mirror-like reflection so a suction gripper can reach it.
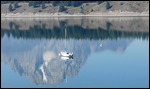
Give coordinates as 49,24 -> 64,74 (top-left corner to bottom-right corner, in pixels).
1,17 -> 149,88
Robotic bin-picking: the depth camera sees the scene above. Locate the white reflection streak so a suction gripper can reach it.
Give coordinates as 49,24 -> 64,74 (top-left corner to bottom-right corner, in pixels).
40,65 -> 47,82
39,51 -> 57,82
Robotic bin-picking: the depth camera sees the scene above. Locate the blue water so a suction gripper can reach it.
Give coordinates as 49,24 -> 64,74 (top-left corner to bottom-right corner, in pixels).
1,17 -> 149,88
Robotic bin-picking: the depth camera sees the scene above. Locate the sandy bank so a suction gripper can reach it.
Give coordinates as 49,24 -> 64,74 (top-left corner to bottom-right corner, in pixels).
1,11 -> 149,17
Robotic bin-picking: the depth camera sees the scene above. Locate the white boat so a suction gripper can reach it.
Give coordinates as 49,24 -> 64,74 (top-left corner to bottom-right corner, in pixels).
59,51 -> 73,60
59,29 -> 73,60
59,51 -> 73,57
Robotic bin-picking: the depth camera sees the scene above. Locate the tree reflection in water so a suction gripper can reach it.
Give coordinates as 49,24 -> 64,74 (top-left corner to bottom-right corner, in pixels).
1,17 -> 149,85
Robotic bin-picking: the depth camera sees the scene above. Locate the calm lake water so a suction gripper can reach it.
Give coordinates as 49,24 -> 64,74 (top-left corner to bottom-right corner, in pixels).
1,17 -> 149,88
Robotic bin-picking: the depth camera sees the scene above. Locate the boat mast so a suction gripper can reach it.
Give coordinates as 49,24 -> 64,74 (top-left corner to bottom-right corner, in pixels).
65,29 -> 66,51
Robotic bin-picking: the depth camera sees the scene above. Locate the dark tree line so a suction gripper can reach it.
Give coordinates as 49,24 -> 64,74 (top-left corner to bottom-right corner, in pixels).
1,24 -> 149,40
2,1 -> 104,7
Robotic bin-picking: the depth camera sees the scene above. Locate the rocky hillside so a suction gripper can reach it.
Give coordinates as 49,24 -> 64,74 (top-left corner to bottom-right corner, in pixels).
1,1 -> 149,14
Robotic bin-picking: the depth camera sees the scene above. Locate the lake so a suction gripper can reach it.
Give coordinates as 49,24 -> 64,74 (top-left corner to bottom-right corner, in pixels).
1,17 -> 149,88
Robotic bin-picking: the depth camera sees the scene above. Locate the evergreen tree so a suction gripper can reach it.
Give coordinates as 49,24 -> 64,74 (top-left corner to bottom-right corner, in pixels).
42,2 -> 45,9
81,6 -> 84,14
71,1 -> 80,7
9,4 -> 13,11
32,1 -> 38,8
59,4 -> 66,12
51,1 -> 60,6
14,1 -> 19,8
98,1 -> 103,4
106,1 -> 111,10
28,1 -> 33,7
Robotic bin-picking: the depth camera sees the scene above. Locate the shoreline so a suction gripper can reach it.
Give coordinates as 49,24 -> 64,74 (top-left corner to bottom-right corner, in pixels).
1,15 -> 149,18
1,12 -> 149,18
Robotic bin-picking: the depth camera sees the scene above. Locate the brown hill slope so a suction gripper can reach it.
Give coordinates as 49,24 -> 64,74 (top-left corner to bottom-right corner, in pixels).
1,1 -> 149,14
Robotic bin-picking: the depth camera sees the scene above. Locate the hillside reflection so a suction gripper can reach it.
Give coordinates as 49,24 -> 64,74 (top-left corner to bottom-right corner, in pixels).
1,17 -> 149,40
1,17 -> 149,85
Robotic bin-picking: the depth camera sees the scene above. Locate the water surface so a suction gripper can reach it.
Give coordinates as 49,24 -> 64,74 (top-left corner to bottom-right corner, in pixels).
1,17 -> 149,88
